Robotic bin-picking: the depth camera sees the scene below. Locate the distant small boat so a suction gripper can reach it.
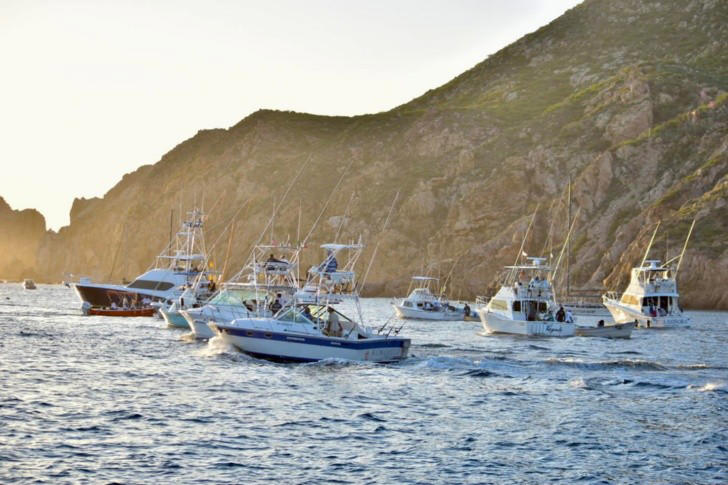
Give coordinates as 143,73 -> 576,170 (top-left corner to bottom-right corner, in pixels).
86,307 -> 156,317
392,276 -> 474,321
575,321 -> 634,339
23,279 -> 37,290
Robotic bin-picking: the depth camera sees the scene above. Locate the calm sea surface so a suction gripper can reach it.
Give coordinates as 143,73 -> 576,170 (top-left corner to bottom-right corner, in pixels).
1,284 -> 726,484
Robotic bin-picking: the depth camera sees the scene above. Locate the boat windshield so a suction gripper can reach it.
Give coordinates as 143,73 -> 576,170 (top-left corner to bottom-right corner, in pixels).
277,307 -> 315,324
210,288 -> 261,305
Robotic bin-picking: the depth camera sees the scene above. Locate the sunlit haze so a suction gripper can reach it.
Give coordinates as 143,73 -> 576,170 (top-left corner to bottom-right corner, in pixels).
0,0 -> 581,230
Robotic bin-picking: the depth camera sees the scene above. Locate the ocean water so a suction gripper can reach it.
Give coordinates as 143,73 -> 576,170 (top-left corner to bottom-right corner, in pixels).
1,284 -> 726,484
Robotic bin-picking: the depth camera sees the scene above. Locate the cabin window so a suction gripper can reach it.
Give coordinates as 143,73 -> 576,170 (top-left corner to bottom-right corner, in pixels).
490,299 -> 508,311
512,301 -> 521,312
621,294 -> 639,306
403,301 -> 412,308
127,280 -> 175,291
538,301 -> 548,313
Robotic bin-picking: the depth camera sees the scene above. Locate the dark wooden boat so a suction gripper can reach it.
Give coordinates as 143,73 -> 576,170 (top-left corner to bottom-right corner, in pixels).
86,307 -> 156,317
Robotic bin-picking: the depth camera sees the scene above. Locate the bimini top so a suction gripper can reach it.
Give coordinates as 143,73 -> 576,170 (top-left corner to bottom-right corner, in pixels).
411,276 -> 439,281
257,244 -> 300,252
505,257 -> 551,271
158,253 -> 206,261
638,260 -> 668,271
321,243 -> 364,251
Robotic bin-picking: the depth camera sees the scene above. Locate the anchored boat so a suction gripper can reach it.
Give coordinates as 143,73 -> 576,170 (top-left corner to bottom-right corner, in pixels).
86,307 -> 156,317
75,208 -> 217,315
602,220 -> 694,329
479,257 -> 575,337
211,243 -> 410,363
574,321 -> 635,338
392,276 -> 474,321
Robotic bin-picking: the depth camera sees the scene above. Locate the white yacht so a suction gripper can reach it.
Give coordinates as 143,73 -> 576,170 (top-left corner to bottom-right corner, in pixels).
74,208 -> 216,313
602,220 -> 694,329
603,260 -> 690,328
211,243 -> 410,363
479,257 -> 575,337
180,243 -> 301,339
392,276 -> 473,321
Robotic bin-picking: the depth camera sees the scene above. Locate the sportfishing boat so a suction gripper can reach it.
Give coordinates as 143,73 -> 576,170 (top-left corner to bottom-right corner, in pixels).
180,243 -> 302,338
602,221 -> 694,329
479,257 -> 576,337
182,245 -> 299,337
74,208 -> 216,313
392,276 -> 473,321
23,279 -> 37,290
211,242 -> 410,362
602,260 -> 690,328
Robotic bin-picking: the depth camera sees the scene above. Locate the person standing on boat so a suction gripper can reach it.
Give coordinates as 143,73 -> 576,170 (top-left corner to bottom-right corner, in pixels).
324,251 -> 338,273
555,305 -> 566,322
565,309 -> 574,323
326,306 -> 343,337
270,296 -> 282,314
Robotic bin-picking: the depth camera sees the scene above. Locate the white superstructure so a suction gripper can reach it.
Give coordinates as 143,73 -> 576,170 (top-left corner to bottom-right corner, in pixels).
181,243 -> 301,339
603,260 -> 690,328
479,257 -> 575,337
74,208 -> 217,312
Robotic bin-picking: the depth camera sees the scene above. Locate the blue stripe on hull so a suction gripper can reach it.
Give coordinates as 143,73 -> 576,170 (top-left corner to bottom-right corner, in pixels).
215,325 -> 408,350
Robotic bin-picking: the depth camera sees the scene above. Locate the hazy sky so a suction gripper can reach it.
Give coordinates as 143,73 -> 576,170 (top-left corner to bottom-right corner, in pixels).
1,0 -> 581,230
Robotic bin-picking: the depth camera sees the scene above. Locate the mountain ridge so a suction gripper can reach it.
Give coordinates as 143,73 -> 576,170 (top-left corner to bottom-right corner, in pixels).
3,0 -> 727,308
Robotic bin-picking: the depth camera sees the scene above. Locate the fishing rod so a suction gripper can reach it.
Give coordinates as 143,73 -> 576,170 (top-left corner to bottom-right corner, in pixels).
357,191 -> 400,295
639,221 -> 661,268
507,204 -> 540,284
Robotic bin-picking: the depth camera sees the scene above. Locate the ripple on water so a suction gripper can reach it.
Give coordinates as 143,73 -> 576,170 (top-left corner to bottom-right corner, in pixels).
0,288 -> 726,484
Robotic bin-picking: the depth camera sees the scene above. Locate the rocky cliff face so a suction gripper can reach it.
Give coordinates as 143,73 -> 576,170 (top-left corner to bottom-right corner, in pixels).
6,0 -> 728,307
0,197 -> 46,280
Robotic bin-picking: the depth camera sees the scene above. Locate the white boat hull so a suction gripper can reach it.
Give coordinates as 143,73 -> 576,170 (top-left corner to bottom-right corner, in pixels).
392,304 -> 463,321
575,321 -> 634,339
563,303 -> 610,317
159,307 -> 190,329
180,309 -> 216,339
480,311 -> 575,337
603,299 -> 690,328
211,323 -> 410,363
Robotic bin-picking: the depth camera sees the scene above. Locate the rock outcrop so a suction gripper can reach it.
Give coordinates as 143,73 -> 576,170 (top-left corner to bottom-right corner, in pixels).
0,197 -> 46,280
3,0 -> 728,308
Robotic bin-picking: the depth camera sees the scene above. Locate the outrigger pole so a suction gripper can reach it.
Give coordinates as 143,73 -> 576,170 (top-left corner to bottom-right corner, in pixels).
551,208 -> 581,299
675,218 -> 696,277
507,204 -> 540,284
359,191 -> 399,295
639,221 -> 661,268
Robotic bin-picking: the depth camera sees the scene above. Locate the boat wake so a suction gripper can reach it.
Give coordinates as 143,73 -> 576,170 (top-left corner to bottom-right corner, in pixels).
546,357 -> 668,371
196,335 -> 235,357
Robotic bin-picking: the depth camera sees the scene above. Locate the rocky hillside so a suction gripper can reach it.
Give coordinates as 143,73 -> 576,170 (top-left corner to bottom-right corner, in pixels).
6,0 -> 728,308
0,197 -> 46,281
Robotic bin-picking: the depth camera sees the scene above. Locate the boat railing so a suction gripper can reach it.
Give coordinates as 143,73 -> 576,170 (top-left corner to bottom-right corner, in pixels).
475,295 -> 490,306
